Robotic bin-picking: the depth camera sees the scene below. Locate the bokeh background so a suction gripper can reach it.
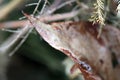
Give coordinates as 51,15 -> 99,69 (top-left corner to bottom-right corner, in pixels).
0,0 -> 71,80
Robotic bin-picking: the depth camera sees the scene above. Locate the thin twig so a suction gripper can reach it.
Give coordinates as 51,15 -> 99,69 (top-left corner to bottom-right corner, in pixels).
33,0 -> 41,15
8,0 -> 48,56
45,0 -> 76,15
0,20 -> 28,29
1,28 -> 20,33
39,0 -> 48,15
0,25 -> 31,54
0,11 -> 79,29
25,3 -> 38,7
9,26 -> 33,56
0,0 -> 79,56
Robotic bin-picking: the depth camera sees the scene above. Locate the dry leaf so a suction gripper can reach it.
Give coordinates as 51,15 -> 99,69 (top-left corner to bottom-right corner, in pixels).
102,25 -> 120,64
27,15 -> 120,80
114,65 -> 120,80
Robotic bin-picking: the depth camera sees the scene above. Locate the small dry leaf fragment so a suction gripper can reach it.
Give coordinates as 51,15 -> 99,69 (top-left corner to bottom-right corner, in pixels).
27,15 -> 119,80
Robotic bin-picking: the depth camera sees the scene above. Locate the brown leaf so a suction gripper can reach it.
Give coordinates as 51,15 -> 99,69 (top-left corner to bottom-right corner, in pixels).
114,65 -> 120,80
102,25 -> 120,64
28,16 -> 119,80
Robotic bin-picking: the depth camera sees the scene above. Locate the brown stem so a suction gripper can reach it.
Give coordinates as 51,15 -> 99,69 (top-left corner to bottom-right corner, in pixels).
0,11 -> 79,29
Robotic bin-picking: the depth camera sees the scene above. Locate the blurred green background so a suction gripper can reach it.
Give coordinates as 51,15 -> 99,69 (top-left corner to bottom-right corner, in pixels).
6,33 -> 67,80
0,0 -> 72,80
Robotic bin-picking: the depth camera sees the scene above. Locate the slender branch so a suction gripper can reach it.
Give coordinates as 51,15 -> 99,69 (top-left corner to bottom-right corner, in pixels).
0,20 -> 28,29
0,25 -> 31,54
0,11 -> 79,29
33,0 -> 41,15
39,0 -> 48,15
9,26 -> 34,56
45,0 -> 76,15
0,0 -> 79,56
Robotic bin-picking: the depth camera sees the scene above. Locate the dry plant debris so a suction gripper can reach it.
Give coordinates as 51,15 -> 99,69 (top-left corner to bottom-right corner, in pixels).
26,14 -> 120,80
0,0 -> 120,80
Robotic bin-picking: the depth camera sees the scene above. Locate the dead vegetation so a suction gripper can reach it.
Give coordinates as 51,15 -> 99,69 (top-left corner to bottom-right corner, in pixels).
0,0 -> 120,80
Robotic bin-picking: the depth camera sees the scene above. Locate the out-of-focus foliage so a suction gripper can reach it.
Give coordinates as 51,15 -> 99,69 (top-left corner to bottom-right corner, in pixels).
0,0 -> 68,80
